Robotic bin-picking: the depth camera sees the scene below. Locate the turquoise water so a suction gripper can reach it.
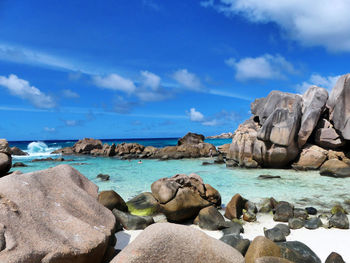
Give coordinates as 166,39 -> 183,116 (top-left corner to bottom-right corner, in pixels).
11,148 -> 350,210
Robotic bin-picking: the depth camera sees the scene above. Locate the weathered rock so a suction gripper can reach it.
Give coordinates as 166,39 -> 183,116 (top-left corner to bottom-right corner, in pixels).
73,138 -> 103,154
194,206 -> 226,230
288,218 -> 305,229
292,144 -> 327,170
255,257 -> 294,263
116,143 -> 145,156
278,241 -> 321,263
264,227 -> 286,242
221,222 -> 244,235
112,209 -> 154,230
293,208 -> 308,219
315,127 -> 345,149
0,164 -> 116,263
325,252 -> 346,263
298,86 -> 328,148
245,236 -> 281,263
320,159 -> 350,178
273,201 -> 294,222
12,162 -> 28,167
91,143 -> 116,156
327,74 -> 350,140
98,190 -> 128,212
225,193 -> 247,220
274,224 -> 291,236
331,205 -> 347,215
243,210 -> 257,222
214,153 -> 225,164
51,146 -> 75,155
177,132 -> 205,145
305,207 -> 318,215
0,139 -> 12,176
151,174 -> 219,222
126,192 -> 159,216
219,234 -> 250,255
111,223 -> 245,263
245,200 -> 258,213
10,147 -> 28,156
304,217 -> 323,230
97,173 -> 110,181
329,212 -> 349,229
218,143 -> 231,156
206,132 -> 233,139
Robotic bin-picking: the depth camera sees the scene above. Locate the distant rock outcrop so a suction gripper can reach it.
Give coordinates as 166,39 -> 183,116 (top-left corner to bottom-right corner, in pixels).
10,147 -> 28,156
227,74 -> 350,169
206,132 -> 233,139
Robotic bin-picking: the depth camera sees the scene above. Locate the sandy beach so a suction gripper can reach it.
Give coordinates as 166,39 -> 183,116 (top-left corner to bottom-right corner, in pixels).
116,213 -> 350,262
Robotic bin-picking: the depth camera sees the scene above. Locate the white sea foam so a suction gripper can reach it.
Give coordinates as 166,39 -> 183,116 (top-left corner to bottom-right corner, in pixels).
22,141 -> 60,157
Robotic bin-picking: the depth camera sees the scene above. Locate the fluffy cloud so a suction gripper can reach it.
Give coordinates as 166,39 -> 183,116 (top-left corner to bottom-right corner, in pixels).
141,70 -> 161,90
173,69 -> 202,90
0,74 -> 56,108
226,54 -> 296,81
62,89 -> 80,98
188,108 -> 204,122
296,74 -> 341,93
201,0 -> 350,52
93,73 -> 136,93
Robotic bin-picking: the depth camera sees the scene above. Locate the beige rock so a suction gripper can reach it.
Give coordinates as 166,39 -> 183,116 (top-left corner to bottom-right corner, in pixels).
224,193 -> 246,220
73,138 -> 103,154
0,164 -> 116,263
245,236 -> 281,263
255,256 -> 293,263
111,223 -> 244,263
292,144 -> 327,170
320,159 -> 350,178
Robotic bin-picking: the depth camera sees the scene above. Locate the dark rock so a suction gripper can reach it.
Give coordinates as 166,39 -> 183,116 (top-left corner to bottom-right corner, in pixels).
12,162 -> 28,167
304,217 -> 323,230
224,193 -> 247,220
98,190 -> 128,212
126,192 -> 159,216
31,157 -> 54,162
329,212 -> 349,229
10,147 -> 28,156
258,175 -> 281,179
214,154 -> 225,164
194,206 -> 226,230
325,252 -> 346,263
274,224 -> 291,236
264,227 -> 286,242
288,218 -> 305,229
278,241 -> 321,263
293,208 -> 308,219
112,209 -> 154,230
243,210 -> 256,222
245,200 -> 258,213
221,222 -> 244,235
177,132 -> 205,145
97,173 -> 110,181
202,161 -> 214,166
219,234 -> 250,255
273,201 -> 294,222
305,207 -> 317,215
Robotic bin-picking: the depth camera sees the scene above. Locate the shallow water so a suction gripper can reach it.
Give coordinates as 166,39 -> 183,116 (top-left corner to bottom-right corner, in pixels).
12,154 -> 350,210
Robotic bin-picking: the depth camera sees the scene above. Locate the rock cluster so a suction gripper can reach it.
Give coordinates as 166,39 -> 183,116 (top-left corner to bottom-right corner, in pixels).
0,139 -> 12,177
53,132 -> 218,160
227,74 -> 350,170
206,132 -> 233,139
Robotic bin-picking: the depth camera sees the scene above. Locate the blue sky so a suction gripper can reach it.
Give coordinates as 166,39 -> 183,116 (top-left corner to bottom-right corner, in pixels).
0,0 -> 349,140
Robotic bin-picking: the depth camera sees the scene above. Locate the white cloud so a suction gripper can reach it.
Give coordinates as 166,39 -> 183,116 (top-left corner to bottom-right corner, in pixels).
202,0 -> 350,52
93,73 -> 136,93
202,119 -> 219,126
188,108 -> 204,122
44,127 -> 56,132
0,74 -> 56,109
296,74 -> 341,93
173,69 -> 202,90
64,120 -> 78,127
62,89 -> 80,98
226,54 -> 296,81
141,70 -> 161,90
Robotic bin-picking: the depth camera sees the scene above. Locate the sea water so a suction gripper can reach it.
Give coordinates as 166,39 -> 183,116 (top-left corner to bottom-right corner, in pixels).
9,140 -> 350,210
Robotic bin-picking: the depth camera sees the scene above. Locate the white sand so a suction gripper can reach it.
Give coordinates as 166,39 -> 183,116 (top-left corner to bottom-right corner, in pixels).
116,213 -> 350,262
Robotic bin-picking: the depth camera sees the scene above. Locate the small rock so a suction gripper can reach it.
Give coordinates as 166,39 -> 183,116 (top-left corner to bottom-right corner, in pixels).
304,217 -> 323,230
325,252 -> 345,263
255,257 -> 294,263
329,212 -> 349,229
258,175 -> 281,179
331,205 -> 347,215
243,210 -> 256,222
219,234 -> 250,255
293,208 -> 308,219
12,162 -> 27,167
221,222 -> 244,235
274,224 -> 291,236
98,190 -> 128,212
194,206 -> 226,230
288,218 -> 305,229
97,173 -> 110,181
224,193 -> 247,220
245,200 -> 258,213
126,192 -> 159,217
245,236 -> 281,263
112,209 -> 154,230
305,207 -> 317,215
264,227 -> 286,242
202,161 -> 214,166
278,241 -> 321,263
273,201 -> 294,222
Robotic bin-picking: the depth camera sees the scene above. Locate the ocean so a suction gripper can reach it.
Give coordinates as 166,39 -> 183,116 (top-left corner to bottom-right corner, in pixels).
9,139 -> 350,210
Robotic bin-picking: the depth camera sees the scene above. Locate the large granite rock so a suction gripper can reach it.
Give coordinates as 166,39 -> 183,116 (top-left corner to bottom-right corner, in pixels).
151,174 -> 221,221
245,236 -> 281,263
315,127 -> 345,149
91,143 -> 116,156
111,223 -> 244,263
320,159 -> 350,178
73,138 -> 103,154
298,86 -> 328,148
115,143 -> 145,156
10,147 -> 28,156
0,139 -> 12,176
177,132 -> 205,145
292,144 -> 327,170
0,164 -> 116,263
327,74 -> 350,140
